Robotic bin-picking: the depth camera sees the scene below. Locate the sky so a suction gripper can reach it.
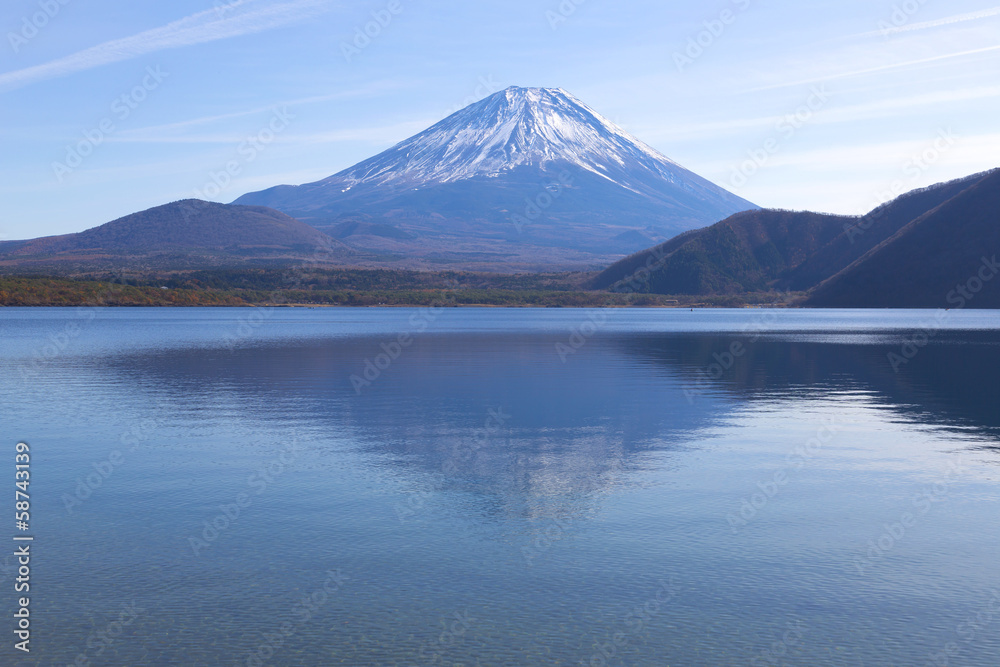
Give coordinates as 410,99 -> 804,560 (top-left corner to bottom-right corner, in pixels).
1,0 -> 999,240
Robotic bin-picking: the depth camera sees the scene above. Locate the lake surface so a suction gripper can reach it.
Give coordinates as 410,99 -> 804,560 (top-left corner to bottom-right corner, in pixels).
1,307 -> 999,666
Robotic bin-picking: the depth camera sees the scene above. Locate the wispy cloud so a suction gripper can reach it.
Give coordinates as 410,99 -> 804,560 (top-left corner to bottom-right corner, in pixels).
864,6 -> 1000,37
114,82 -> 409,140
747,44 -> 1000,92
287,121 -> 432,145
110,118 -> 429,145
0,0 -> 333,93
703,132 -> 1000,181
639,84 -> 1000,143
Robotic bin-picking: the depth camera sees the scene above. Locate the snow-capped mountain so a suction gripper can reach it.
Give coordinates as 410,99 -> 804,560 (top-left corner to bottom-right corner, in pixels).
314,87 -> 725,193
234,87 -> 756,271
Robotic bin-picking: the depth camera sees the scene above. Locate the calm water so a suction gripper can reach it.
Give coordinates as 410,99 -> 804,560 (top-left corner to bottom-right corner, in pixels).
1,307 -> 999,666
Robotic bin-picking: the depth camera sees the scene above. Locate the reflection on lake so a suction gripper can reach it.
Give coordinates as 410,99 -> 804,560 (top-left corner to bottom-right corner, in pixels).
1,308 -> 998,665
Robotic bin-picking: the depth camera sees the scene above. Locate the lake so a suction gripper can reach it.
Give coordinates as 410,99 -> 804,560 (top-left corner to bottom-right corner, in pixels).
1,307 -> 999,666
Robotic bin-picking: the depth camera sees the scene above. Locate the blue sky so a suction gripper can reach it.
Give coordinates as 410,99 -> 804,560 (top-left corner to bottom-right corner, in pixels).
2,0 -> 999,240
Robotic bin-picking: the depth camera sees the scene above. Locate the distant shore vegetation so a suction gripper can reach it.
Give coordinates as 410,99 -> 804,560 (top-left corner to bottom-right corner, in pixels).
0,269 -> 801,308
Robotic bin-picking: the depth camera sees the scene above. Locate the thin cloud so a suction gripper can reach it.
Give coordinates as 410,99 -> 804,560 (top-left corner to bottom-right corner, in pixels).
863,6 -> 1000,37
0,0 -> 333,93
115,83 -> 408,140
110,119 -> 430,145
287,120 -> 433,144
121,108 -> 278,137
718,132 -> 1000,174
747,44 -> 1000,92
638,84 -> 1000,143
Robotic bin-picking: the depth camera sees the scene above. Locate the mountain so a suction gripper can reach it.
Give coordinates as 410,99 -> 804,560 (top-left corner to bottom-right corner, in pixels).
234,86 -> 756,271
808,169 -> 1000,308
782,170 -> 992,291
0,200 -> 350,271
592,209 -> 851,294
594,169 -> 999,305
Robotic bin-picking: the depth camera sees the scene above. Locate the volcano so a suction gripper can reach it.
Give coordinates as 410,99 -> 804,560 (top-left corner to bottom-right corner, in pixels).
234,86 -> 756,270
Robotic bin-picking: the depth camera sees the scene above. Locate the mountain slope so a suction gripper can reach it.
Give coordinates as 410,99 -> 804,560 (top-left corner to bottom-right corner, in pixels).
807,169 -> 1000,308
234,86 -> 756,270
595,169 -> 998,298
593,209 -> 851,294
780,170 -> 994,291
0,200 -> 350,270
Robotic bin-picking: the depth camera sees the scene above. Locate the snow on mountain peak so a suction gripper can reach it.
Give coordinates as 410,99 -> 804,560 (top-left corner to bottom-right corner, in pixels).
326,86 -> 684,191
232,85 -> 758,258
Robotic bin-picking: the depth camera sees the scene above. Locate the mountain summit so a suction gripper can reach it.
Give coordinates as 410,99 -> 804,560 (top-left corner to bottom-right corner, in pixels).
235,86 -> 756,270
304,87 -> 739,198
0,200 -> 349,271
